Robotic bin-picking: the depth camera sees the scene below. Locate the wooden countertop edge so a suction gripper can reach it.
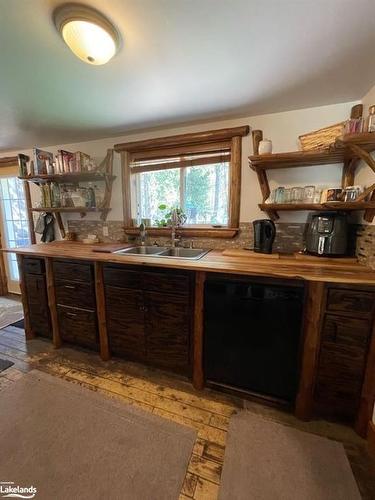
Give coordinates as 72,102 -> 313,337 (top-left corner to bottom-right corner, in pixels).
3,244 -> 375,285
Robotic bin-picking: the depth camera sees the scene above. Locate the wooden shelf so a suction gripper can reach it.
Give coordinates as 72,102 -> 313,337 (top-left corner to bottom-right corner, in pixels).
19,172 -> 116,183
259,202 -> 375,212
250,131 -> 375,222
249,150 -> 346,170
249,133 -> 375,171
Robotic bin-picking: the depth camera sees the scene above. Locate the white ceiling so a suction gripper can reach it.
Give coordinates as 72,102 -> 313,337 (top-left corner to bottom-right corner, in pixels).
1,0 -> 375,151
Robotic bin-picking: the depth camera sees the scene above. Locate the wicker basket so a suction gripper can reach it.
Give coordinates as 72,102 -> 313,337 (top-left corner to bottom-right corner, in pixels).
299,121 -> 346,151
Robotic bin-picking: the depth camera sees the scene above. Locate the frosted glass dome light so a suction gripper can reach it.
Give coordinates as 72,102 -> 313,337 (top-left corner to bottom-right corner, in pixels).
54,4 -> 121,65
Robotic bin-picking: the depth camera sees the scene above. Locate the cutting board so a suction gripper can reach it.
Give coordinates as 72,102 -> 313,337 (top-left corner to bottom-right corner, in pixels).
222,249 -> 281,259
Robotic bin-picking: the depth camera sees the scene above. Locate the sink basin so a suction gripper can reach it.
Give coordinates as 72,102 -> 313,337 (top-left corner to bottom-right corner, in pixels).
114,246 -> 167,255
158,248 -> 210,259
113,246 -> 210,260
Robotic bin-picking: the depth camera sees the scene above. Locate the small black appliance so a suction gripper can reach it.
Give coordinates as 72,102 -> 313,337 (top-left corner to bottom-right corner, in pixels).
253,219 -> 276,254
305,212 -> 348,256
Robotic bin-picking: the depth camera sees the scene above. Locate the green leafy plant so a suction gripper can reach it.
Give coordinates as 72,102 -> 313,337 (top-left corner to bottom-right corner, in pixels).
155,204 -> 187,227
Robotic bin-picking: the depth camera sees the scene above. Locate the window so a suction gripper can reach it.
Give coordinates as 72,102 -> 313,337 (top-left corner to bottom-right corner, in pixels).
115,126 -> 250,236
0,176 -> 31,281
133,154 -> 230,226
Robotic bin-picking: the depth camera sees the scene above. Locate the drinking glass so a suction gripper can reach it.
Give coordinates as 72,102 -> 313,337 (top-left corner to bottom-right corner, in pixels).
303,185 -> 315,203
275,187 -> 285,204
291,187 -> 304,204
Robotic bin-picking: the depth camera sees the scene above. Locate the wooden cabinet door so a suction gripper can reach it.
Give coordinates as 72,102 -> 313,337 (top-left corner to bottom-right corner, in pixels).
24,273 -> 51,338
314,314 -> 371,421
144,291 -> 191,375
105,285 -> 146,362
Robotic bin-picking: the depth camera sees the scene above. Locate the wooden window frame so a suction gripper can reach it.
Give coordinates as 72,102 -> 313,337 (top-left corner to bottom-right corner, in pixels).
114,126 -> 249,238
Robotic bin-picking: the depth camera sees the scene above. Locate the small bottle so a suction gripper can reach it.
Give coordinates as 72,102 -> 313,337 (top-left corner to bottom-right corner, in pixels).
87,182 -> 96,208
93,185 -> 103,207
366,105 -> 375,132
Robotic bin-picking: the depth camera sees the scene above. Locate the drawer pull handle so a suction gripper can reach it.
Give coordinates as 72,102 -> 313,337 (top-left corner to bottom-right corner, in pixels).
66,312 -> 77,317
64,285 -> 76,289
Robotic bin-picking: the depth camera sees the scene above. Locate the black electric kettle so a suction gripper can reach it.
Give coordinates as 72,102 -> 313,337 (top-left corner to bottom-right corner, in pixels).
253,219 -> 276,254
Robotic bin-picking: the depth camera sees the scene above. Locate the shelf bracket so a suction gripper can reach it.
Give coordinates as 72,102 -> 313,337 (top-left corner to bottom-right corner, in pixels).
341,158 -> 358,188
344,143 -> 375,221
346,143 -> 375,174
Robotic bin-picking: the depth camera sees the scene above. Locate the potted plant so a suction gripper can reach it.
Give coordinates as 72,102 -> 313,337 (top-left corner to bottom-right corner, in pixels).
155,204 -> 187,227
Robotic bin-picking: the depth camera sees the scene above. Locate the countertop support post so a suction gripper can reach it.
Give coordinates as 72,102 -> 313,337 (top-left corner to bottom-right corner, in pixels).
16,254 -> 34,340
95,261 -> 110,361
193,271 -> 206,390
295,281 -> 325,420
45,257 -> 61,348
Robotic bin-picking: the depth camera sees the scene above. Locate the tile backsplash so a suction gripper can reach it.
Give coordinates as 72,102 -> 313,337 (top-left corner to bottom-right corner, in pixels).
67,219 -> 375,268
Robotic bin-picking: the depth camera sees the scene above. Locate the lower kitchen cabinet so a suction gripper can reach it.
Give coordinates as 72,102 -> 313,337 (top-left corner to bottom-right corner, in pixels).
314,286 -> 375,422
57,305 -> 99,350
105,286 -> 145,361
144,291 -> 191,374
53,259 -> 99,351
23,258 -> 51,339
104,265 -> 192,376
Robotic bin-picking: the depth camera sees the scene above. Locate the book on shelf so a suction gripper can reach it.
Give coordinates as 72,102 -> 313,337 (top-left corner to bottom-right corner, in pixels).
33,148 -> 53,175
55,150 -> 92,173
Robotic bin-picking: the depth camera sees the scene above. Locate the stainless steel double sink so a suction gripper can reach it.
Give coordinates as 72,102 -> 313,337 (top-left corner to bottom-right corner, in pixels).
114,246 -> 211,260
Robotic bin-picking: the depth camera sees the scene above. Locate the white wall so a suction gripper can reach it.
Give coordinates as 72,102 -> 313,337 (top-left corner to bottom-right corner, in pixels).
4,99 -> 366,231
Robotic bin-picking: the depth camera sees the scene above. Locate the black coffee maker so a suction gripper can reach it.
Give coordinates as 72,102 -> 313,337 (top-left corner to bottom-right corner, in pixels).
253,219 -> 276,254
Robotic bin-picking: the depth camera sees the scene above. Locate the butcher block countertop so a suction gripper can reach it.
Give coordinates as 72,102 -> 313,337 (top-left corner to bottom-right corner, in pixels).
4,241 -> 375,285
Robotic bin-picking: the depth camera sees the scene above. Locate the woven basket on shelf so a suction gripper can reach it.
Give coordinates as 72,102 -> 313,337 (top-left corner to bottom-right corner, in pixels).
299,121 -> 346,151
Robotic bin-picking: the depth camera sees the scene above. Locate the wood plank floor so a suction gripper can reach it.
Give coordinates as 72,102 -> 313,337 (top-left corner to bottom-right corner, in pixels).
0,326 -> 374,499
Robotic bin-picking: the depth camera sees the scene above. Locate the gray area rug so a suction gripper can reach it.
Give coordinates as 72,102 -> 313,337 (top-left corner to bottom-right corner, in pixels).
0,358 -> 14,372
219,411 -> 361,500
0,297 -> 23,330
0,370 -> 196,500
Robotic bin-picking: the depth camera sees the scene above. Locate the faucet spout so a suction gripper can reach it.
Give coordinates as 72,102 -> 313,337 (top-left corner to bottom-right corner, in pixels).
139,222 -> 147,246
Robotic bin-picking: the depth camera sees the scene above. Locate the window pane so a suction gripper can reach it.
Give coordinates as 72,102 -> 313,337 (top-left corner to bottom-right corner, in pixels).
0,177 -> 30,282
134,162 -> 229,225
138,168 -> 180,224
184,162 -> 229,225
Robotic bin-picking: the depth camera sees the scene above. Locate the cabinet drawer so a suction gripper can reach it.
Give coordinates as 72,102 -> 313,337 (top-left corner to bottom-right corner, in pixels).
57,305 -> 98,350
320,314 -> 370,351
327,288 -> 375,317
55,280 -> 96,310
24,257 -> 45,275
143,269 -> 191,296
103,265 -> 142,290
53,260 -> 93,283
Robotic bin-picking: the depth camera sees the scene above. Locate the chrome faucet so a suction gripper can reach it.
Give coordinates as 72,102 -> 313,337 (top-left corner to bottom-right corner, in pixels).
171,209 -> 179,248
139,222 -> 147,246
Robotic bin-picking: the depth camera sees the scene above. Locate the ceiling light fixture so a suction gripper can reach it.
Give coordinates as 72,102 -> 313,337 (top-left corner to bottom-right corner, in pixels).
53,3 -> 121,65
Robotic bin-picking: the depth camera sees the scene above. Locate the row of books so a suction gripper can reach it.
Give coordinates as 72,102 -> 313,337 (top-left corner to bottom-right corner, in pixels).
18,149 -> 96,177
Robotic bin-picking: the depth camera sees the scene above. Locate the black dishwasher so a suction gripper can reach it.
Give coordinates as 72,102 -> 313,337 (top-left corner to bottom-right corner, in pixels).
204,276 -> 304,403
